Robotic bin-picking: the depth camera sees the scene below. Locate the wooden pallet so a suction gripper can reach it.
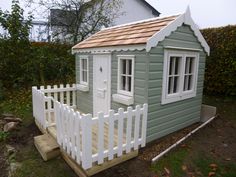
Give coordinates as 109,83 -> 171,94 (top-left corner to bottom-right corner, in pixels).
34,134 -> 60,161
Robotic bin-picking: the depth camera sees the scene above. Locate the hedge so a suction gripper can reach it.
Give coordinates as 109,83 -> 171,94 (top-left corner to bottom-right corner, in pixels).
201,25 -> 236,95
0,41 -> 74,89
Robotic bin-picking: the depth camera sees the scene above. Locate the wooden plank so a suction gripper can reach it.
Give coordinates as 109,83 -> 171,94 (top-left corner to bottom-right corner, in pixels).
87,150 -> 138,176
53,85 -> 58,101
61,149 -> 88,177
34,134 -> 60,161
66,84 -> 70,105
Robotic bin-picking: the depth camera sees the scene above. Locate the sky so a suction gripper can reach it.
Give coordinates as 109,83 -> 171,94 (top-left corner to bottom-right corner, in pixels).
0,0 -> 236,28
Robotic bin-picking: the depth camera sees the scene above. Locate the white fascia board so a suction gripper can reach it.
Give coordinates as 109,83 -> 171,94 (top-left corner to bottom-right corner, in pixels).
72,44 -> 146,54
146,7 -> 210,55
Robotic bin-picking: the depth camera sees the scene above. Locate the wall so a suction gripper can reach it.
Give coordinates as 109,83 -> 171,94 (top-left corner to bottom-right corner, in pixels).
76,54 -> 93,114
146,25 -> 206,142
110,51 -> 149,111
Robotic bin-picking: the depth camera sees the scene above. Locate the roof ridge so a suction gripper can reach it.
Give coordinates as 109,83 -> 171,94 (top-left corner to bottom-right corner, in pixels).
103,14 -> 181,31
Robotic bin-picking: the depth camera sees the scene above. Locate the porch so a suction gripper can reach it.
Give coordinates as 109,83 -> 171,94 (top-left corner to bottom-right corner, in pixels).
32,84 -> 148,176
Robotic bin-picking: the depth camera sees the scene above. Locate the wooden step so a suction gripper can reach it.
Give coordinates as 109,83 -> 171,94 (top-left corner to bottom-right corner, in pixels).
34,134 -> 60,161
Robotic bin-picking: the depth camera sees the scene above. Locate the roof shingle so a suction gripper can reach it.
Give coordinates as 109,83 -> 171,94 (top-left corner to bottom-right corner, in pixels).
73,15 -> 179,50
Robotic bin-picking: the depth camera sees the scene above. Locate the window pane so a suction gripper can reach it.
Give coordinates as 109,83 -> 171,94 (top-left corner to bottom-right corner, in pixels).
185,58 -> 189,74
121,76 -> 126,90
188,75 -> 192,90
189,58 -> 194,73
127,76 -> 131,91
128,60 -> 132,75
121,60 -> 126,74
173,76 -> 179,93
175,57 -> 180,75
184,75 -> 188,91
168,77 -> 172,94
84,59 -> 87,70
169,57 -> 173,75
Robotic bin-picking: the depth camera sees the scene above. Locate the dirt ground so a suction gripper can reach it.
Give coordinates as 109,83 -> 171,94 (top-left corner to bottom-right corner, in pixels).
0,95 -> 235,177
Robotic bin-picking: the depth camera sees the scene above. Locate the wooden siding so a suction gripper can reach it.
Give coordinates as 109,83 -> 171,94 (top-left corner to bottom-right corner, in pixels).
76,54 -> 93,114
111,51 -> 148,111
146,25 -> 206,142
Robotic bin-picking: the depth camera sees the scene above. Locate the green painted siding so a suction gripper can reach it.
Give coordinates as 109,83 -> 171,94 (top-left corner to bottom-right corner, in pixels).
76,54 -> 93,114
110,51 -> 148,111
146,25 -> 206,142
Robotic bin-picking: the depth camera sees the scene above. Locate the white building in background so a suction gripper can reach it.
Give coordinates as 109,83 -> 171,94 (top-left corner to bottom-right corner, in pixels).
114,0 -> 160,25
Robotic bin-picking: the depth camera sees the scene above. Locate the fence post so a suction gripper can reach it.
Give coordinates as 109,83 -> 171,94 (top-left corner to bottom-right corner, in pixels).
126,107 -> 132,153
81,114 -> 92,170
117,108 -> 124,157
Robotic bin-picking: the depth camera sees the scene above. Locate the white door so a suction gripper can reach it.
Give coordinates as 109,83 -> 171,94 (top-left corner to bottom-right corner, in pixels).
93,54 -> 111,116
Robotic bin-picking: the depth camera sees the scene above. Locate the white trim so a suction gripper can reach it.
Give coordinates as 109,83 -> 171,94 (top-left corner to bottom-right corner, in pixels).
112,94 -> 134,106
117,55 -> 135,97
164,46 -> 202,52
79,56 -> 89,86
77,84 -> 89,92
146,7 -> 210,55
162,49 -> 199,104
72,45 -> 146,54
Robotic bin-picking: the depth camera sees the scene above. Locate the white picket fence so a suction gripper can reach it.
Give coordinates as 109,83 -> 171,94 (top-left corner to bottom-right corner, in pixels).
32,84 -> 148,170
54,101 -> 148,170
32,84 -> 77,129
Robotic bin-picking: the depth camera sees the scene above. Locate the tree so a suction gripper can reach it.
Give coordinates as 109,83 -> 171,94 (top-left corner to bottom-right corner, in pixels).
0,0 -> 33,88
27,0 -> 122,44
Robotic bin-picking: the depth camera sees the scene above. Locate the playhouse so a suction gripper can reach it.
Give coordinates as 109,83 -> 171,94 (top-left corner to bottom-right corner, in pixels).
72,8 -> 209,142
32,8 -> 209,176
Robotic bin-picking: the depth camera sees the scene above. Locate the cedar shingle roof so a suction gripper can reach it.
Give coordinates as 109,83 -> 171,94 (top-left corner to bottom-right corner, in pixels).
73,15 -> 179,50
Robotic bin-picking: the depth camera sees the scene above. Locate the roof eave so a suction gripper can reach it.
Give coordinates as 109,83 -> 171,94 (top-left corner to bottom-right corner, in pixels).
72,44 -> 146,54
146,7 -> 210,55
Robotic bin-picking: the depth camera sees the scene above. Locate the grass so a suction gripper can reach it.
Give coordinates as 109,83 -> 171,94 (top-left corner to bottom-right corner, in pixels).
151,95 -> 236,177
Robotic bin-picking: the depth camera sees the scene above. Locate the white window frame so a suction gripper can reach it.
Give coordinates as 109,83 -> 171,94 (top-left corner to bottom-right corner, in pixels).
162,50 -> 199,104
79,56 -> 89,86
117,55 -> 135,97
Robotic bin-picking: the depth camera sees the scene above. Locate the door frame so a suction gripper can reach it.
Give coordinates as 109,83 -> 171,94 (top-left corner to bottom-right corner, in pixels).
93,53 -> 111,116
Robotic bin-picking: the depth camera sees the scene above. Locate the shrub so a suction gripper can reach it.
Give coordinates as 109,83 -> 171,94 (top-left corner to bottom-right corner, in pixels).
201,25 -> 236,95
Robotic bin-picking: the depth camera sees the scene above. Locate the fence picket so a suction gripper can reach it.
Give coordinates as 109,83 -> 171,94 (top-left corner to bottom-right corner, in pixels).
108,110 -> 115,160
134,105 -> 141,150
72,84 -> 76,107
60,84 -> 64,104
117,108 -> 124,157
81,114 -> 92,169
54,85 -> 58,101
98,112 -> 104,164
66,84 -> 70,105
75,112 -> 81,164
141,104 -> 148,147
126,107 -> 132,153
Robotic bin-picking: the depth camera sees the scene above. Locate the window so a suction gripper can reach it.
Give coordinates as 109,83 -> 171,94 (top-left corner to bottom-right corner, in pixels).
117,55 -> 134,96
162,50 -> 199,104
80,57 -> 89,85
